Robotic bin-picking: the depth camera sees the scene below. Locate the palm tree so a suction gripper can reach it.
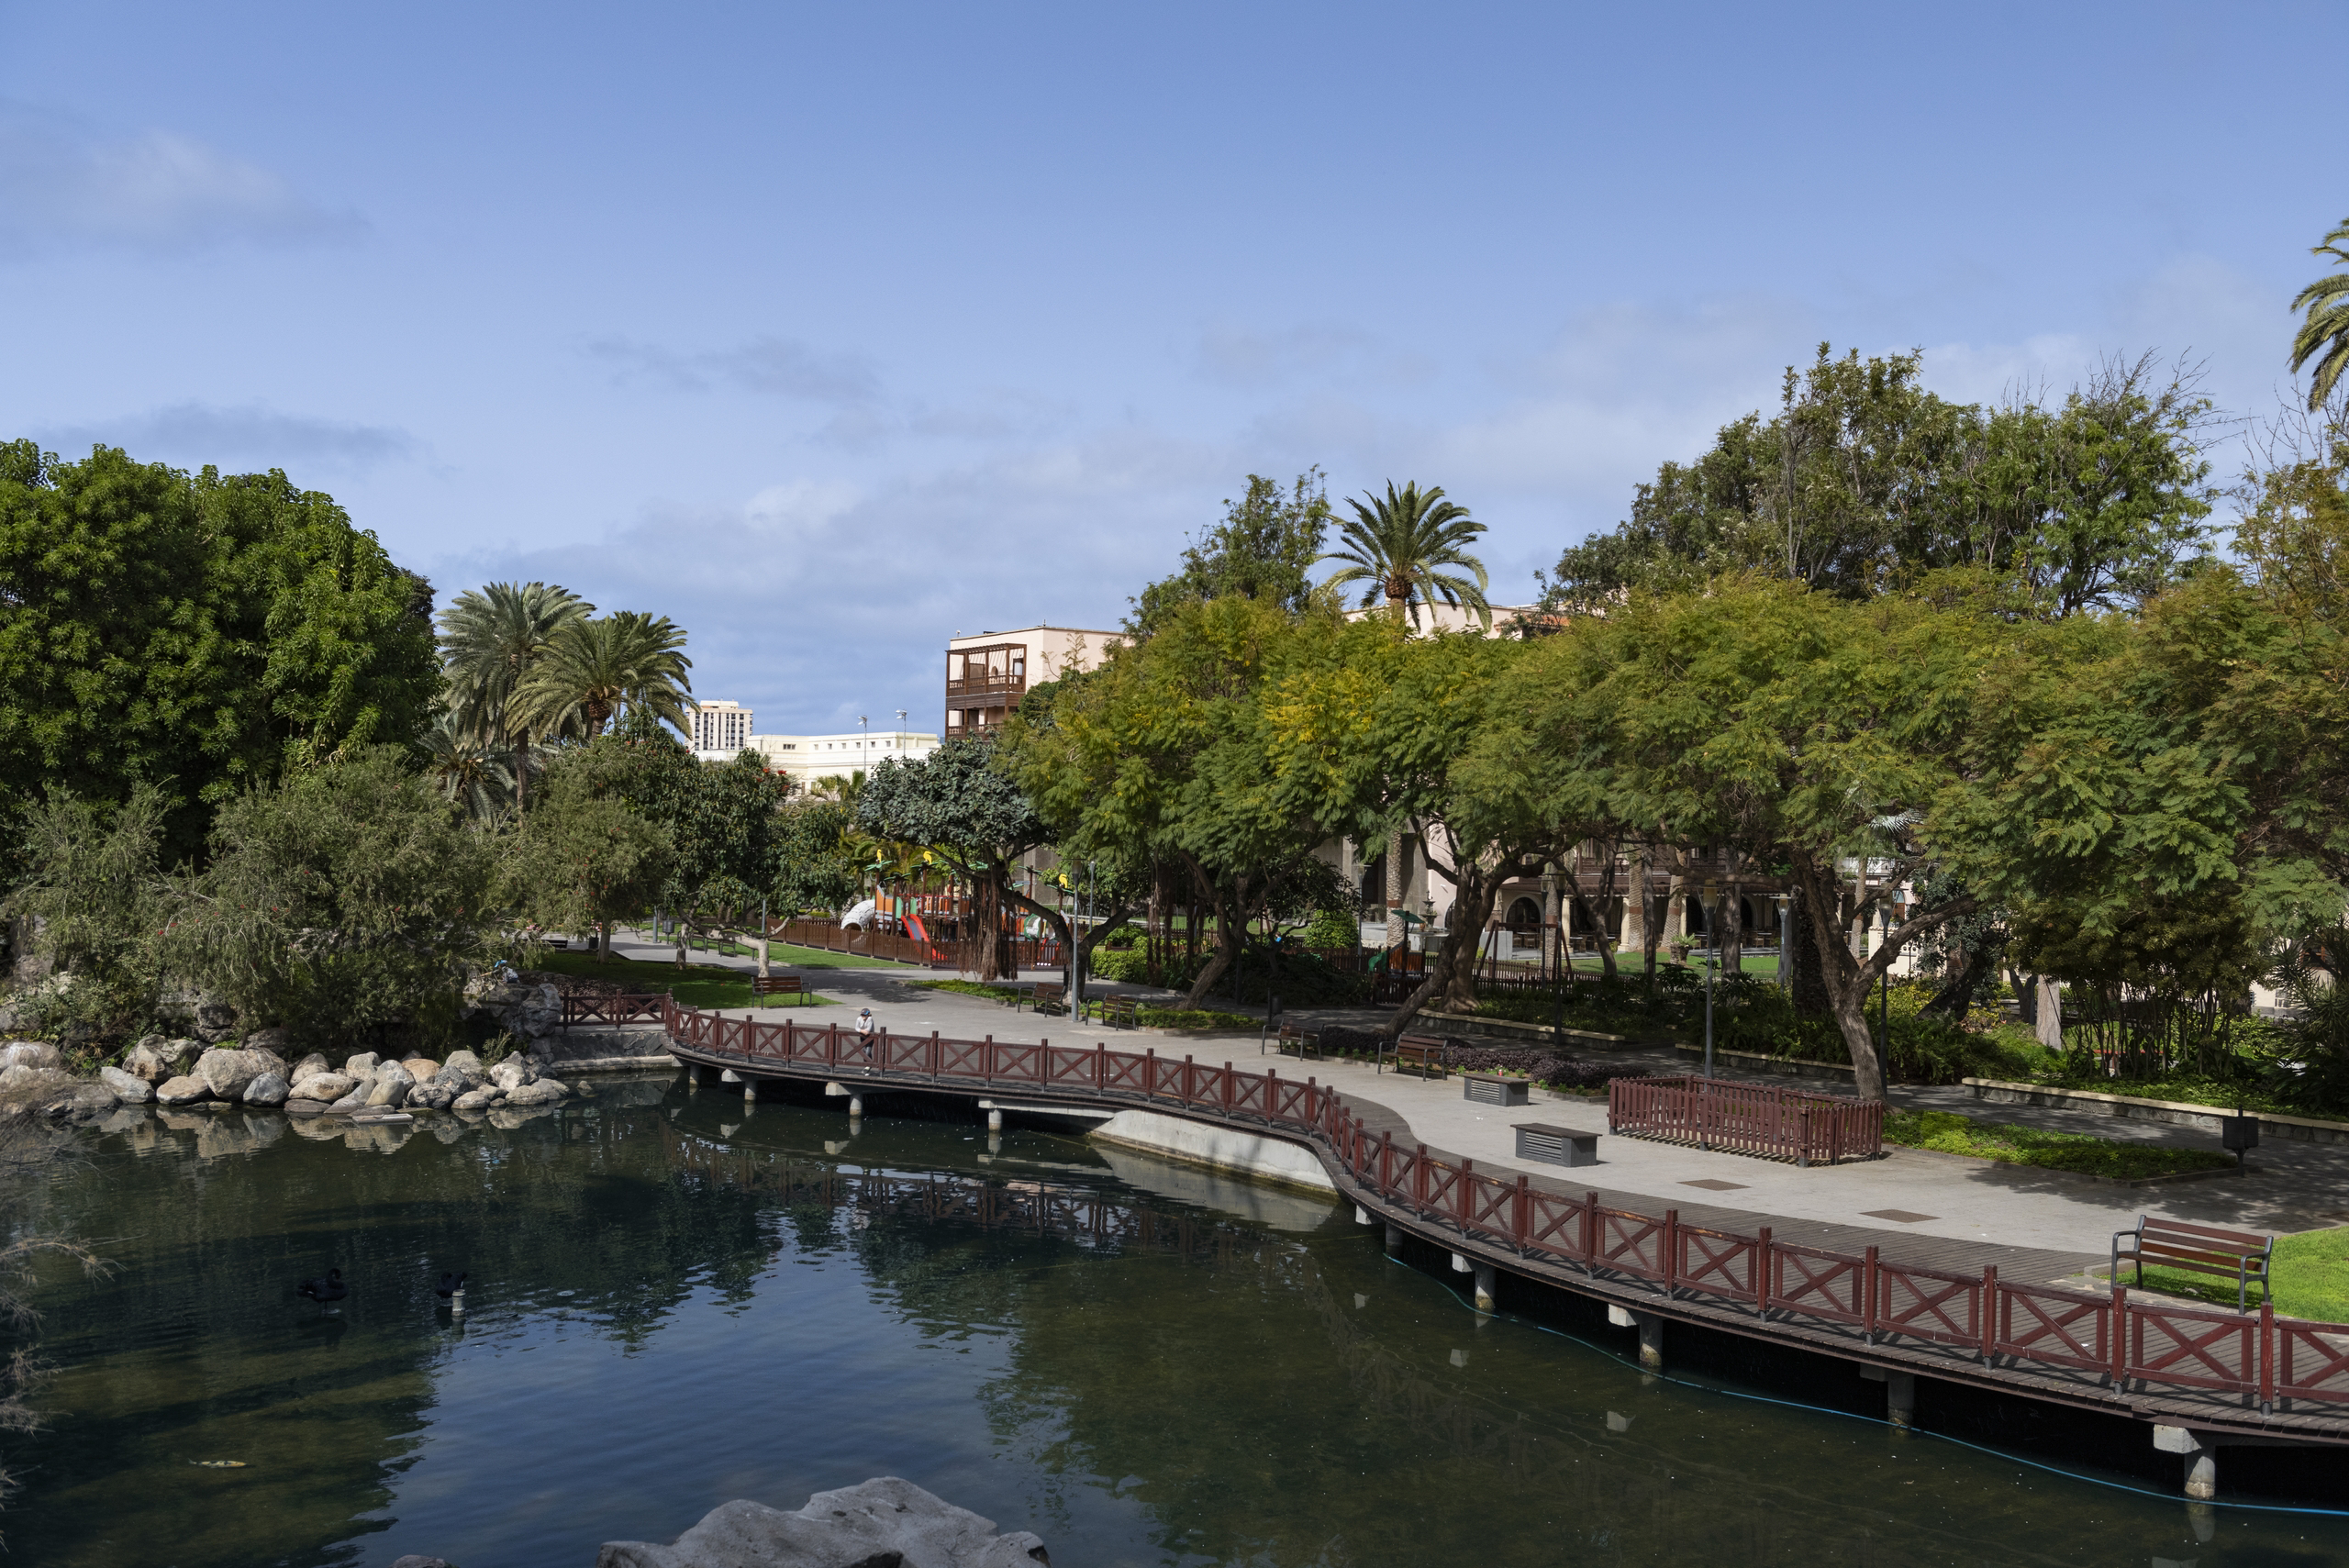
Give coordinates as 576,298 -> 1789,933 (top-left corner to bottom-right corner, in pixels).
513,611 -> 694,741
439,583 -> 591,811
421,710 -> 518,826
1318,481 -> 1492,629
2291,217 -> 2349,411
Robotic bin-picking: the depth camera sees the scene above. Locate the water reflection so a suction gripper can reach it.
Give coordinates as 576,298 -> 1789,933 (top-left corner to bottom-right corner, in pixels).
7,1084 -> 2343,1568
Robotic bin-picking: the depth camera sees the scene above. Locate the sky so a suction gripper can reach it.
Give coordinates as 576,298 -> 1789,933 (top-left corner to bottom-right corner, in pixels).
4,2 -> 2343,738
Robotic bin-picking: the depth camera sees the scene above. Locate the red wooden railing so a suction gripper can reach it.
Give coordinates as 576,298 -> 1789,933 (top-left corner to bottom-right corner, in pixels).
558,994 -> 667,1028
656,995 -> 2349,1416
1609,1074 -> 1880,1165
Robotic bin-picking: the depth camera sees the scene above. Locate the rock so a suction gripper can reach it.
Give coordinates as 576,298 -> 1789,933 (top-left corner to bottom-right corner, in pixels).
45,1083 -> 118,1121
293,1072 -> 354,1103
406,1080 -> 456,1111
290,1052 -> 332,1083
239,1026 -> 295,1061
443,1049 -> 484,1077
0,1041 -> 61,1071
503,1078 -> 569,1107
465,977 -> 562,1040
122,1041 -> 173,1084
391,1557 -> 453,1568
401,1057 -> 440,1081
451,1086 -> 501,1113
328,1089 -> 368,1114
487,1056 -> 537,1092
596,1478 -> 1051,1568
344,1051 -> 382,1080
242,1072 -> 290,1106
284,1097 -> 328,1116
99,1064 -> 155,1103
364,1062 -> 414,1108
156,990 -> 239,1044
194,1047 -> 277,1100
155,1074 -> 210,1106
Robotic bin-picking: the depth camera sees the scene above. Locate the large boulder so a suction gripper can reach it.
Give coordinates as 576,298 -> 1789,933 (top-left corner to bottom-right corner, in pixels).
364,1062 -> 415,1108
344,1051 -> 383,1080
0,1041 -> 61,1072
240,1026 -> 296,1061
99,1064 -> 155,1103
443,1049 -> 484,1078
327,1087 -> 369,1114
406,1079 -> 456,1111
289,1051 -> 332,1084
596,1477 -> 1051,1568
487,1056 -> 538,1092
155,1074 -> 210,1106
242,1072 -> 291,1106
503,1078 -> 569,1107
451,1085 -> 501,1113
157,990 -> 239,1043
465,977 -> 562,1040
400,1057 -> 440,1082
122,1040 -> 173,1084
194,1048 -> 277,1101
292,1072 -> 354,1104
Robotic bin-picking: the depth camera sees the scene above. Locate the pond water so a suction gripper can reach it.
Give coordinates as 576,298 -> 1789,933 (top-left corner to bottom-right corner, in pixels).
11,1078 -> 2348,1567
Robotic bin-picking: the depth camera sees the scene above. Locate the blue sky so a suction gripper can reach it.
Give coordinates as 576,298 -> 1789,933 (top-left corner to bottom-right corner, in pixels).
4,2 -> 2341,735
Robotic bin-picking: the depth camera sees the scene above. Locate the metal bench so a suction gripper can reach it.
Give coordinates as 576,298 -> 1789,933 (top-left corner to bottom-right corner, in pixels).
1515,1122 -> 1599,1167
1386,1034 -> 1447,1079
1276,1024 -> 1321,1061
751,975 -> 806,999
2112,1215 -> 2274,1312
1023,981 -> 1068,1016
1463,1073 -> 1529,1107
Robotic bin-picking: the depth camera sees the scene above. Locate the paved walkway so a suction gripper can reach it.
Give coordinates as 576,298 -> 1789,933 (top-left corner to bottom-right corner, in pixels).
597,932 -> 2349,1262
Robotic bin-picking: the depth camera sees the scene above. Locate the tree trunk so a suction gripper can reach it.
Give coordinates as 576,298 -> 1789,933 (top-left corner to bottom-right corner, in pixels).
1620,846 -> 1647,958
1720,879 -> 1746,979
1386,856 -> 1509,1040
2035,976 -> 2065,1051
1791,852 -> 1976,1102
1565,843 -> 1620,982
1384,827 -> 1406,956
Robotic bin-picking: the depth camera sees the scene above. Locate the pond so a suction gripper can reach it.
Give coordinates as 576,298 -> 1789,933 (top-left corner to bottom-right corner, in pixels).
11,1078 -> 2347,1566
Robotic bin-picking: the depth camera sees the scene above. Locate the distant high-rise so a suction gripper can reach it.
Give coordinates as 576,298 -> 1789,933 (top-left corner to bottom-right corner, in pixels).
692,699 -> 752,754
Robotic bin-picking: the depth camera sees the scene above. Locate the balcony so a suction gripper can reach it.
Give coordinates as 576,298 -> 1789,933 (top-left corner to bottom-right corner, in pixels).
945,673 -> 1026,704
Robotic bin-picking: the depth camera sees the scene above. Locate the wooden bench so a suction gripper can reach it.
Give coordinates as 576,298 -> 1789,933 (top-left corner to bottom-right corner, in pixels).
1386,1034 -> 1448,1079
1516,1122 -> 1599,1168
1085,994 -> 1139,1029
751,975 -> 806,999
1463,1073 -> 1529,1107
2112,1215 -> 2274,1312
1276,1024 -> 1321,1061
1022,982 -> 1067,1016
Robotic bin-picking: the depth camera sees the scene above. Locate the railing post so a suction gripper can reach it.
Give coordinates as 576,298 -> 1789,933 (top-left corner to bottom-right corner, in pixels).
1096,1042 -> 1106,1089
1513,1175 -> 1530,1249
985,1035 -> 996,1084
1755,1226 -> 1773,1308
2261,1300 -> 2276,1413
1864,1245 -> 1879,1341
930,1030 -> 941,1078
1222,1062 -> 1232,1112
1145,1048 -> 1155,1101
1414,1144 -> 1429,1207
1184,1055 -> 1195,1105
1980,1265 -> 1997,1361
1664,1208 -> 1680,1291
1582,1192 -> 1599,1264
828,1021 -> 840,1069
1458,1159 -> 1475,1225
1379,1130 -> 1393,1195
2110,1286 -> 2129,1386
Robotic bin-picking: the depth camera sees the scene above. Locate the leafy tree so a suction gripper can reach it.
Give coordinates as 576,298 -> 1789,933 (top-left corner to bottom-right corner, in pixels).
160,748 -> 496,1050
857,735 -> 1051,981
0,785 -> 169,1048
437,582 -> 590,812
2290,217 -> 2349,411
514,610 -> 693,740
1129,470 -> 1332,637
1319,481 -> 1491,628
421,710 -> 519,826
0,442 -> 440,862
507,755 -> 674,955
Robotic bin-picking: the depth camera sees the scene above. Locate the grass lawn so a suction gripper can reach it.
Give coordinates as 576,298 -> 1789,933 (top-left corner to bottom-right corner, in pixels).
526,950 -> 837,1010
2119,1228 -> 2349,1322
611,929 -> 905,970
1883,1108 -> 2234,1182
914,980 -> 1257,1033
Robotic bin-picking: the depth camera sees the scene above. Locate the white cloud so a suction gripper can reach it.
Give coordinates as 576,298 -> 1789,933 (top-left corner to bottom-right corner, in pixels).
587,334 -> 881,404
37,402 -> 417,473
0,102 -> 360,258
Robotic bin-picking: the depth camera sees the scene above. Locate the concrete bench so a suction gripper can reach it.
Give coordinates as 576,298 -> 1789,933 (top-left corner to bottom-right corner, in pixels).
1464,1073 -> 1530,1107
1515,1122 -> 1599,1167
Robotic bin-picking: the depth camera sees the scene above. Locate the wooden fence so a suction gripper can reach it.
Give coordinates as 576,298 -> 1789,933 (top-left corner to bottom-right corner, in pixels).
1608,1075 -> 1881,1166
650,994 -> 2349,1418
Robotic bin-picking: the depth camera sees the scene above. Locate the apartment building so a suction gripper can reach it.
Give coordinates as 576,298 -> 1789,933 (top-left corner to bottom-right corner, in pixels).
691,699 -> 754,754
943,623 -> 1116,737
750,729 -> 940,792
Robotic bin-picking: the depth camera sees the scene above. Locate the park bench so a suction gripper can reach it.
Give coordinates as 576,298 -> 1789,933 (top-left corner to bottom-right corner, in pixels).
1386,1034 -> 1448,1080
2111,1215 -> 2274,1312
751,975 -> 806,999
1085,994 -> 1139,1029
1022,981 -> 1068,1016
1276,1024 -> 1322,1061
1463,1072 -> 1530,1107
1515,1122 -> 1599,1168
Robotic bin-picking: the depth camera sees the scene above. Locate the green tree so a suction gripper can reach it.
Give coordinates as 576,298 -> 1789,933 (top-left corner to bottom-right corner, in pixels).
160,748 -> 496,1049
513,610 -> 694,741
437,582 -> 590,813
1319,481 -> 1491,628
2290,217 -> 2349,411
0,784 -> 169,1048
1129,470 -> 1332,637
857,735 -> 1052,981
0,443 -> 440,862
507,754 -> 674,955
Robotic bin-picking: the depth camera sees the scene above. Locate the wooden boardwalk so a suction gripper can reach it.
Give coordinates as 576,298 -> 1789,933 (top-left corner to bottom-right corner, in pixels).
653,1000 -> 2349,1458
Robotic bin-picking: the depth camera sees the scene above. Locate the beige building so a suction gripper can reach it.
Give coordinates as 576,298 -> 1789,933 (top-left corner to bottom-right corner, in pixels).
943,623 -> 1117,737
748,728 -> 940,792
690,699 -> 754,754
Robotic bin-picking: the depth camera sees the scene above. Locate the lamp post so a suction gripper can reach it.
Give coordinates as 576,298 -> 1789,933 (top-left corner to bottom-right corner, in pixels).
858,715 -> 869,778
1702,881 -> 1722,1082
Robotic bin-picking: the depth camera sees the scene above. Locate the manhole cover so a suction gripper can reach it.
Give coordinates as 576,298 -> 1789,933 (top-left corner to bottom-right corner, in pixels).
1862,1208 -> 1938,1223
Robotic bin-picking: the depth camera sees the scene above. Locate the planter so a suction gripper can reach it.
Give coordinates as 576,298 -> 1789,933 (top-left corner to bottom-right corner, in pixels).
1962,1079 -> 2349,1148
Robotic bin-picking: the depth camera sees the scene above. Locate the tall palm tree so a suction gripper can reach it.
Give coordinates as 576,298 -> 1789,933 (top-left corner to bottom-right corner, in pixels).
513,611 -> 694,741
438,583 -> 591,812
1319,481 -> 1492,629
2291,217 -> 2349,411
421,709 -> 517,826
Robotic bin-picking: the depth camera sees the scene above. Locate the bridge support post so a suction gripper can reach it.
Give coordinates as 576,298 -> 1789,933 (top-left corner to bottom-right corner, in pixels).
1384,1221 -> 1402,1253
2154,1427 -> 2218,1501
987,1108 -> 1003,1132
1609,1304 -> 1664,1371
1860,1364 -> 1915,1429
742,1077 -> 758,1104
1473,1262 -> 1497,1313
1354,1205 -> 1374,1226
848,1095 -> 863,1118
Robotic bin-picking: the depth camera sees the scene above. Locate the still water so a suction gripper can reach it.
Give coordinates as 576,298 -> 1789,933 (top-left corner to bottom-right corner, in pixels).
11,1078 -> 2347,1567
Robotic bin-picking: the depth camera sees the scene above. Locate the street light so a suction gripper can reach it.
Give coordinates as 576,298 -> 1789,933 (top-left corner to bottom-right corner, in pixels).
858,715 -> 869,777
1701,881 -> 1722,1084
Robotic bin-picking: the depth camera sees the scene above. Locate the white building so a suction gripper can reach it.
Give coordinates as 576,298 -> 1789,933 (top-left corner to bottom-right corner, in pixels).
691,699 -> 753,754
749,728 -> 941,793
